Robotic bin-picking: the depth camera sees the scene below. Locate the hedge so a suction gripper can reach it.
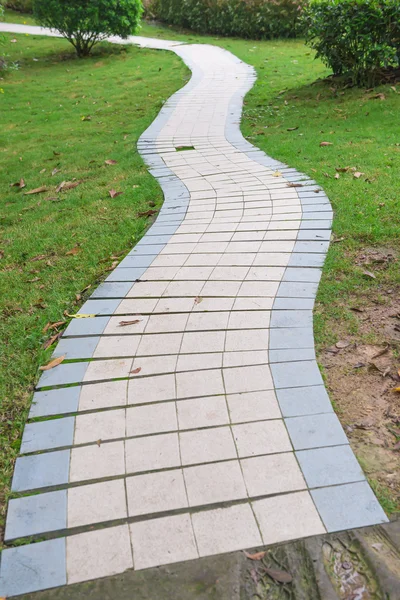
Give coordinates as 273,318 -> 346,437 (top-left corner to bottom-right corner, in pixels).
146,0 -> 307,39
303,0 -> 400,86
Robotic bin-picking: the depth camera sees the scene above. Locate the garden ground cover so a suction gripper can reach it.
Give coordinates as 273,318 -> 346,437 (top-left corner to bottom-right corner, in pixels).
1,11 -> 399,543
0,27 -> 189,544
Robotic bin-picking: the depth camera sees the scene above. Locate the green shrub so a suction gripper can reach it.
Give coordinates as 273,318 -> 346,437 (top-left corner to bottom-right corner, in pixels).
303,0 -> 400,86
146,0 -> 307,39
5,0 -> 33,13
33,0 -> 143,56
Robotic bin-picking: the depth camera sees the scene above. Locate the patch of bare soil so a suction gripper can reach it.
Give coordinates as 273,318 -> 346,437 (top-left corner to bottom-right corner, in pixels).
319,290 -> 400,512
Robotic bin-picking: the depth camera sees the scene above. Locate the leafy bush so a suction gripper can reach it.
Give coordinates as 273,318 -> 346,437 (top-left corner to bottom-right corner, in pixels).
303,0 -> 400,86
147,0 -> 307,39
5,0 -> 33,13
33,0 -> 143,56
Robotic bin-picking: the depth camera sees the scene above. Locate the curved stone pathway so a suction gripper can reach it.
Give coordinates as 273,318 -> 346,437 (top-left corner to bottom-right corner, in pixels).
0,25 -> 388,598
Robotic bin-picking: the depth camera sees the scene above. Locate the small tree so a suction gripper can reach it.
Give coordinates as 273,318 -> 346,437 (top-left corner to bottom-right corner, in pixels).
33,0 -> 143,57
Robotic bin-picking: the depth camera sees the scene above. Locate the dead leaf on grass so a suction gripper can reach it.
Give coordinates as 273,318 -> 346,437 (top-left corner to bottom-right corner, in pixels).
320,141 -> 333,147
51,168 -> 60,176
10,178 -> 26,188
353,172 -> 364,179
109,189 -> 123,198
243,550 -> 266,561
105,159 -> 117,165
42,331 -> 62,350
363,270 -> 376,279
287,127 -> 299,131
39,355 -> 65,371
24,186 -> 48,195
334,173 -> 340,179
56,180 -> 81,192
264,567 -> 293,584
30,254 -> 48,262
137,209 -> 157,217
370,93 -> 386,100
335,167 -> 350,173
66,246 -> 80,256
119,319 -> 141,326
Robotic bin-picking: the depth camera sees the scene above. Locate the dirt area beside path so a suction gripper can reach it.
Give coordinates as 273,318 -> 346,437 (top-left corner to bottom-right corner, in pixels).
318,286 -> 400,514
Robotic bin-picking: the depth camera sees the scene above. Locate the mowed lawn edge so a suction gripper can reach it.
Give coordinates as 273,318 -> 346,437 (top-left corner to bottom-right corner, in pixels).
0,31 -> 189,544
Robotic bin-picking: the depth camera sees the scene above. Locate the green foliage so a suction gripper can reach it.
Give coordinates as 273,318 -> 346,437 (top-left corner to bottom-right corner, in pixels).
5,0 -> 33,13
146,0 -> 307,39
303,0 -> 400,86
33,0 -> 144,56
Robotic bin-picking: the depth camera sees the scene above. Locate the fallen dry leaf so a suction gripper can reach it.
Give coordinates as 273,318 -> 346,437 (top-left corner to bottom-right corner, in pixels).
130,367 -> 142,374
56,180 -> 81,193
287,182 -> 304,188
137,209 -> 157,217
81,115 -> 91,121
51,168 -> 60,176
119,319 -> 141,326
42,331 -> 62,350
320,141 -> 333,147
194,296 -> 203,304
334,173 -> 340,180
96,439 -> 102,447
392,387 -> 400,393
287,127 -> 299,131
370,93 -> 386,100
105,159 -> 117,165
363,270 -> 376,279
335,167 -> 350,173
30,254 -> 48,262
243,550 -> 266,561
10,178 -> 26,189
273,171 -> 282,177
353,172 -> 364,179
39,355 -> 65,371
66,246 -> 80,256
264,567 -> 293,584
24,186 -> 48,195
40,168 -> 46,174
336,340 -> 350,349
109,189 -> 123,198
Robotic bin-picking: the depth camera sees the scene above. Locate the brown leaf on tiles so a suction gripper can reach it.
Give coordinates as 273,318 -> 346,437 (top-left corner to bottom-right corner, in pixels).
243,550 -> 266,561
96,439 -> 102,447
130,367 -> 142,374
264,568 -> 293,584
24,186 -> 48,195
10,178 -> 26,188
105,159 -> 117,165
39,354 -> 65,371
194,296 -> 203,304
66,246 -> 80,256
286,182 -> 304,188
319,141 -> 333,147
119,319 -> 141,326
109,189 -> 123,198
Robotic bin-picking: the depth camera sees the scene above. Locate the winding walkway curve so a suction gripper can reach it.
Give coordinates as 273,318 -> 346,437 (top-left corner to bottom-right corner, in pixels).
0,25 -> 388,598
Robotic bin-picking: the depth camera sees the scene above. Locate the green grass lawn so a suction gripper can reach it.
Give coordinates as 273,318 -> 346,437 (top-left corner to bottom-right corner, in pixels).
0,30 -> 189,543
1,11 -> 400,520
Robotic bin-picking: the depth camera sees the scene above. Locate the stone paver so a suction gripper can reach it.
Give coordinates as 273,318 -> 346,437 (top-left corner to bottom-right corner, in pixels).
0,23 -> 388,598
